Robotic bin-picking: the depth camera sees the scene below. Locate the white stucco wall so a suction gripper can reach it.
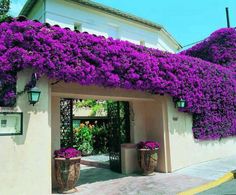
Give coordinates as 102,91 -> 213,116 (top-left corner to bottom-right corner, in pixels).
25,0 -> 179,53
0,70 -> 52,195
166,96 -> 236,171
130,97 -> 171,173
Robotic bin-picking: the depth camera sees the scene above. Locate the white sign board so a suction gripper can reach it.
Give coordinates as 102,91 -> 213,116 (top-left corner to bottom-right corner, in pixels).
0,112 -> 23,135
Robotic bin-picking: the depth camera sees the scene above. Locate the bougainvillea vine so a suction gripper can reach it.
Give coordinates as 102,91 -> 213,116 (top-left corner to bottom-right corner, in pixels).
0,18 -> 236,140
181,28 -> 236,70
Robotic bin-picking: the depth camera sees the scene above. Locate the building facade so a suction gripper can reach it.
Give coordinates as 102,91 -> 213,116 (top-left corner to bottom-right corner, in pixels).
0,1 -> 236,195
20,0 -> 181,53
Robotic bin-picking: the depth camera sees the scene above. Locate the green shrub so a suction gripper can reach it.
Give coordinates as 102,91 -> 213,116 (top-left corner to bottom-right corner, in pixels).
73,122 -> 93,155
92,124 -> 109,154
73,121 -> 109,155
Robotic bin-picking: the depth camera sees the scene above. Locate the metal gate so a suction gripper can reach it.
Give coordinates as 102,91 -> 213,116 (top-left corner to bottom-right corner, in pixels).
60,99 -> 131,173
107,101 -> 130,173
60,98 -> 74,148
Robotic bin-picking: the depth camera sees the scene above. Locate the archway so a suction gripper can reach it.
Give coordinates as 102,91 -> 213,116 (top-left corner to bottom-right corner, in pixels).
51,82 -> 171,188
59,98 -> 130,173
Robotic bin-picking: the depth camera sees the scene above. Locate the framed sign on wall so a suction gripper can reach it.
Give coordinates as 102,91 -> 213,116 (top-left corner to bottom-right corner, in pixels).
0,112 -> 23,136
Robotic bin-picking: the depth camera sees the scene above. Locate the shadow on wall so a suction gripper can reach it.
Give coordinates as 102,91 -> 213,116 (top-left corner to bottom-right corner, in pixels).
194,136 -> 236,147
169,105 -> 193,137
11,78 -> 50,145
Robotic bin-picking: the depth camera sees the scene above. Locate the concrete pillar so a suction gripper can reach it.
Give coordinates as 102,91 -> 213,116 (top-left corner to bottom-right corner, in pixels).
121,143 -> 141,174
124,98 -> 171,173
130,101 -> 147,143
51,96 -> 61,189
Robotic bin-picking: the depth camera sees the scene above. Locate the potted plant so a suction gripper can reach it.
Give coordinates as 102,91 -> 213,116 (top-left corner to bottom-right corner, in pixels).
137,140 -> 160,175
54,147 -> 81,194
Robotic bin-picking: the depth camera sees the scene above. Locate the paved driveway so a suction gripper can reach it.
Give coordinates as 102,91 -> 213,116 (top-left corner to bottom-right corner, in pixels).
75,166 -> 210,195
53,155 -> 236,195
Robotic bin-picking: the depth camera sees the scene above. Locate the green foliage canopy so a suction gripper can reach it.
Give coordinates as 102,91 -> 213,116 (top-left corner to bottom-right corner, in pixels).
0,0 -> 10,22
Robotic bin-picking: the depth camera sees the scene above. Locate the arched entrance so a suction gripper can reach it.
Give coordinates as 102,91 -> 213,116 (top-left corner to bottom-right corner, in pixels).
59,98 -> 131,173
51,82 -> 171,188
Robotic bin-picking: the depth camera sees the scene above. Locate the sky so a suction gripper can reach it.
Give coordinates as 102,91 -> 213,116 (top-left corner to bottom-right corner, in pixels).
10,0 -> 236,48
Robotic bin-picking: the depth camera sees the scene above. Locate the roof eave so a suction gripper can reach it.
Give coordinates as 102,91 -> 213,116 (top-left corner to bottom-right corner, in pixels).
160,29 -> 182,50
19,0 -> 37,17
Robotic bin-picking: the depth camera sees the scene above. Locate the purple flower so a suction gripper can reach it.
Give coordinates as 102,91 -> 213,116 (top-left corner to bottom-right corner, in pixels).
137,141 -> 160,150
54,147 -> 81,158
0,18 -> 236,140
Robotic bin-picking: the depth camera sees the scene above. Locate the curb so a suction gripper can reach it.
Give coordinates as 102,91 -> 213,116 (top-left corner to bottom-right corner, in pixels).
178,171 -> 236,195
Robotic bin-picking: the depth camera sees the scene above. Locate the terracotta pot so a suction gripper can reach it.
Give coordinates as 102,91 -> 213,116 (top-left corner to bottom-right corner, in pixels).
54,156 -> 81,194
138,149 -> 158,175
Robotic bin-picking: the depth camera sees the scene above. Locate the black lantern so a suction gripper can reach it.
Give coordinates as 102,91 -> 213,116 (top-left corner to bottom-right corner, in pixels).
27,87 -> 41,106
175,98 -> 186,108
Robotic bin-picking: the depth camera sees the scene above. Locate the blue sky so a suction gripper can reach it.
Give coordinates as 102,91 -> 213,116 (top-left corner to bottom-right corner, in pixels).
10,0 -> 236,47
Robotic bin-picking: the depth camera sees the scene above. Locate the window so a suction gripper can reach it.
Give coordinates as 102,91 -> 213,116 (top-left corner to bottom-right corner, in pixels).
140,40 -> 145,46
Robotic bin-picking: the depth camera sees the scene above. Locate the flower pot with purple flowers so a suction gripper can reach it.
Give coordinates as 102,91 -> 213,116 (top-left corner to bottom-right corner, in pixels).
137,141 -> 160,176
54,147 -> 81,194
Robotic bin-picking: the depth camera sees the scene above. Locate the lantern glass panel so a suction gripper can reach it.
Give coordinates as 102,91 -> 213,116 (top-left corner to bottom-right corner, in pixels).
28,87 -> 41,105
176,99 -> 186,108
180,101 -> 185,108
31,91 -> 40,102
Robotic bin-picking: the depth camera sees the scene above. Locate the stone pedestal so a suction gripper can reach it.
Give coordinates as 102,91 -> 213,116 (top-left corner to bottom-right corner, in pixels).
121,143 -> 141,174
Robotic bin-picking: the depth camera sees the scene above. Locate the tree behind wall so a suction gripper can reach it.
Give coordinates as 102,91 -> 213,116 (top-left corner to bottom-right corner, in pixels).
0,0 -> 10,22
74,99 -> 109,116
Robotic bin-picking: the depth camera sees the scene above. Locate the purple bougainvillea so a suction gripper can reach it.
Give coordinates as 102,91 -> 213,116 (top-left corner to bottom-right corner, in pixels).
137,141 -> 160,150
181,28 -> 236,70
54,147 -> 81,158
0,18 -> 236,140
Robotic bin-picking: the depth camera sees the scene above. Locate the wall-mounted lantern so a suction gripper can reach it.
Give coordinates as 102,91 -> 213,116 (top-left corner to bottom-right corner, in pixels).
27,87 -> 41,106
27,73 -> 41,106
175,98 -> 186,108
28,73 -> 41,106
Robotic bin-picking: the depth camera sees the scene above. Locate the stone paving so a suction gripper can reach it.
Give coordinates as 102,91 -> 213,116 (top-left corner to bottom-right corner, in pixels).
75,167 -> 209,195
81,154 -> 109,163
53,155 -> 236,195
80,154 -> 110,168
